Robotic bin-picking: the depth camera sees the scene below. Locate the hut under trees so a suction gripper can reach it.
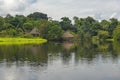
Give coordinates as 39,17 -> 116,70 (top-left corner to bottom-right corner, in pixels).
30,28 -> 40,37
62,31 -> 75,41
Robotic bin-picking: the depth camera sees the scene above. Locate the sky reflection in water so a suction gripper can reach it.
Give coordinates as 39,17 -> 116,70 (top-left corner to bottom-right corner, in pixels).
0,42 -> 120,80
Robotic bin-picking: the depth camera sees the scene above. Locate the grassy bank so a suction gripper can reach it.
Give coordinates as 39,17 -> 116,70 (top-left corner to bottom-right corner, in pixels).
0,38 -> 47,45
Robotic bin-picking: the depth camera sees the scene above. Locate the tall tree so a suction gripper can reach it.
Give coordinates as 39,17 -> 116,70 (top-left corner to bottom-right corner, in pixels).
0,16 -> 4,30
100,20 -> 110,30
60,17 -> 72,31
42,21 -> 63,40
108,18 -> 118,37
27,12 -> 48,20
74,16 -> 101,38
5,14 -> 26,29
113,24 -> 120,41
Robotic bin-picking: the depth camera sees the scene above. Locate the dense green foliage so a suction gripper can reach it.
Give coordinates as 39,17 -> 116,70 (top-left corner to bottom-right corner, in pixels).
113,24 -> 120,41
73,16 -> 119,41
41,21 -> 63,40
60,17 -> 73,31
0,12 -> 120,41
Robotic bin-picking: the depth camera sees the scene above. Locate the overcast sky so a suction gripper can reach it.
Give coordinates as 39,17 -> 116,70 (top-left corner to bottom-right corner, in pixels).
0,0 -> 120,20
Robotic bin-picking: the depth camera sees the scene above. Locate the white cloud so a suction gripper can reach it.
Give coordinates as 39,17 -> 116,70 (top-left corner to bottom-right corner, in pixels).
0,0 -> 120,20
0,0 -> 37,16
110,13 -> 117,18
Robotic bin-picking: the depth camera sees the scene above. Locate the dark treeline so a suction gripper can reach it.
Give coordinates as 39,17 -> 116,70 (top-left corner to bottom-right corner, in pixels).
0,12 -> 120,41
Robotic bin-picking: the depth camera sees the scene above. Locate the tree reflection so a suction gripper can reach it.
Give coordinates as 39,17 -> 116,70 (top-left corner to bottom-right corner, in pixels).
0,44 -> 48,67
0,41 -> 120,66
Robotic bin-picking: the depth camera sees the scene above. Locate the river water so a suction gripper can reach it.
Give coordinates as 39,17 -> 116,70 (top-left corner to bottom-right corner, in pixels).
0,41 -> 120,80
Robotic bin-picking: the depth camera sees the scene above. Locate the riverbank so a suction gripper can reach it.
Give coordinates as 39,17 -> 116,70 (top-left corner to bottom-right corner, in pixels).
0,38 -> 47,45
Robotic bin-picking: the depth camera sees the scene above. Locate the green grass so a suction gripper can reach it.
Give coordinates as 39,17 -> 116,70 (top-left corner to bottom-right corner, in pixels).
0,38 -> 47,45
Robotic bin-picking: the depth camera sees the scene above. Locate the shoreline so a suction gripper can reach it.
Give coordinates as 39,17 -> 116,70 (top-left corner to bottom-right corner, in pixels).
0,38 -> 47,45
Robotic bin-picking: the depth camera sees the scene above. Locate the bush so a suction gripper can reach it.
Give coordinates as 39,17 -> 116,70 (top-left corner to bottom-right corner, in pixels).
23,33 -> 33,38
98,30 -> 109,40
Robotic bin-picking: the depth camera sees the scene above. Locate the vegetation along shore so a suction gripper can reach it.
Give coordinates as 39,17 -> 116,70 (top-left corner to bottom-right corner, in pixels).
0,12 -> 120,43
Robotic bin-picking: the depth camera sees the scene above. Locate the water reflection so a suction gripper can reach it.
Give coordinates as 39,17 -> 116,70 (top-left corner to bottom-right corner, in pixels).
0,41 -> 120,80
0,41 -> 120,66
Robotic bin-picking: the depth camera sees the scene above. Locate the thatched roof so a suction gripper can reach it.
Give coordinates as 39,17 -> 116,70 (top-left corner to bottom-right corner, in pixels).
62,31 -> 74,38
30,28 -> 40,35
